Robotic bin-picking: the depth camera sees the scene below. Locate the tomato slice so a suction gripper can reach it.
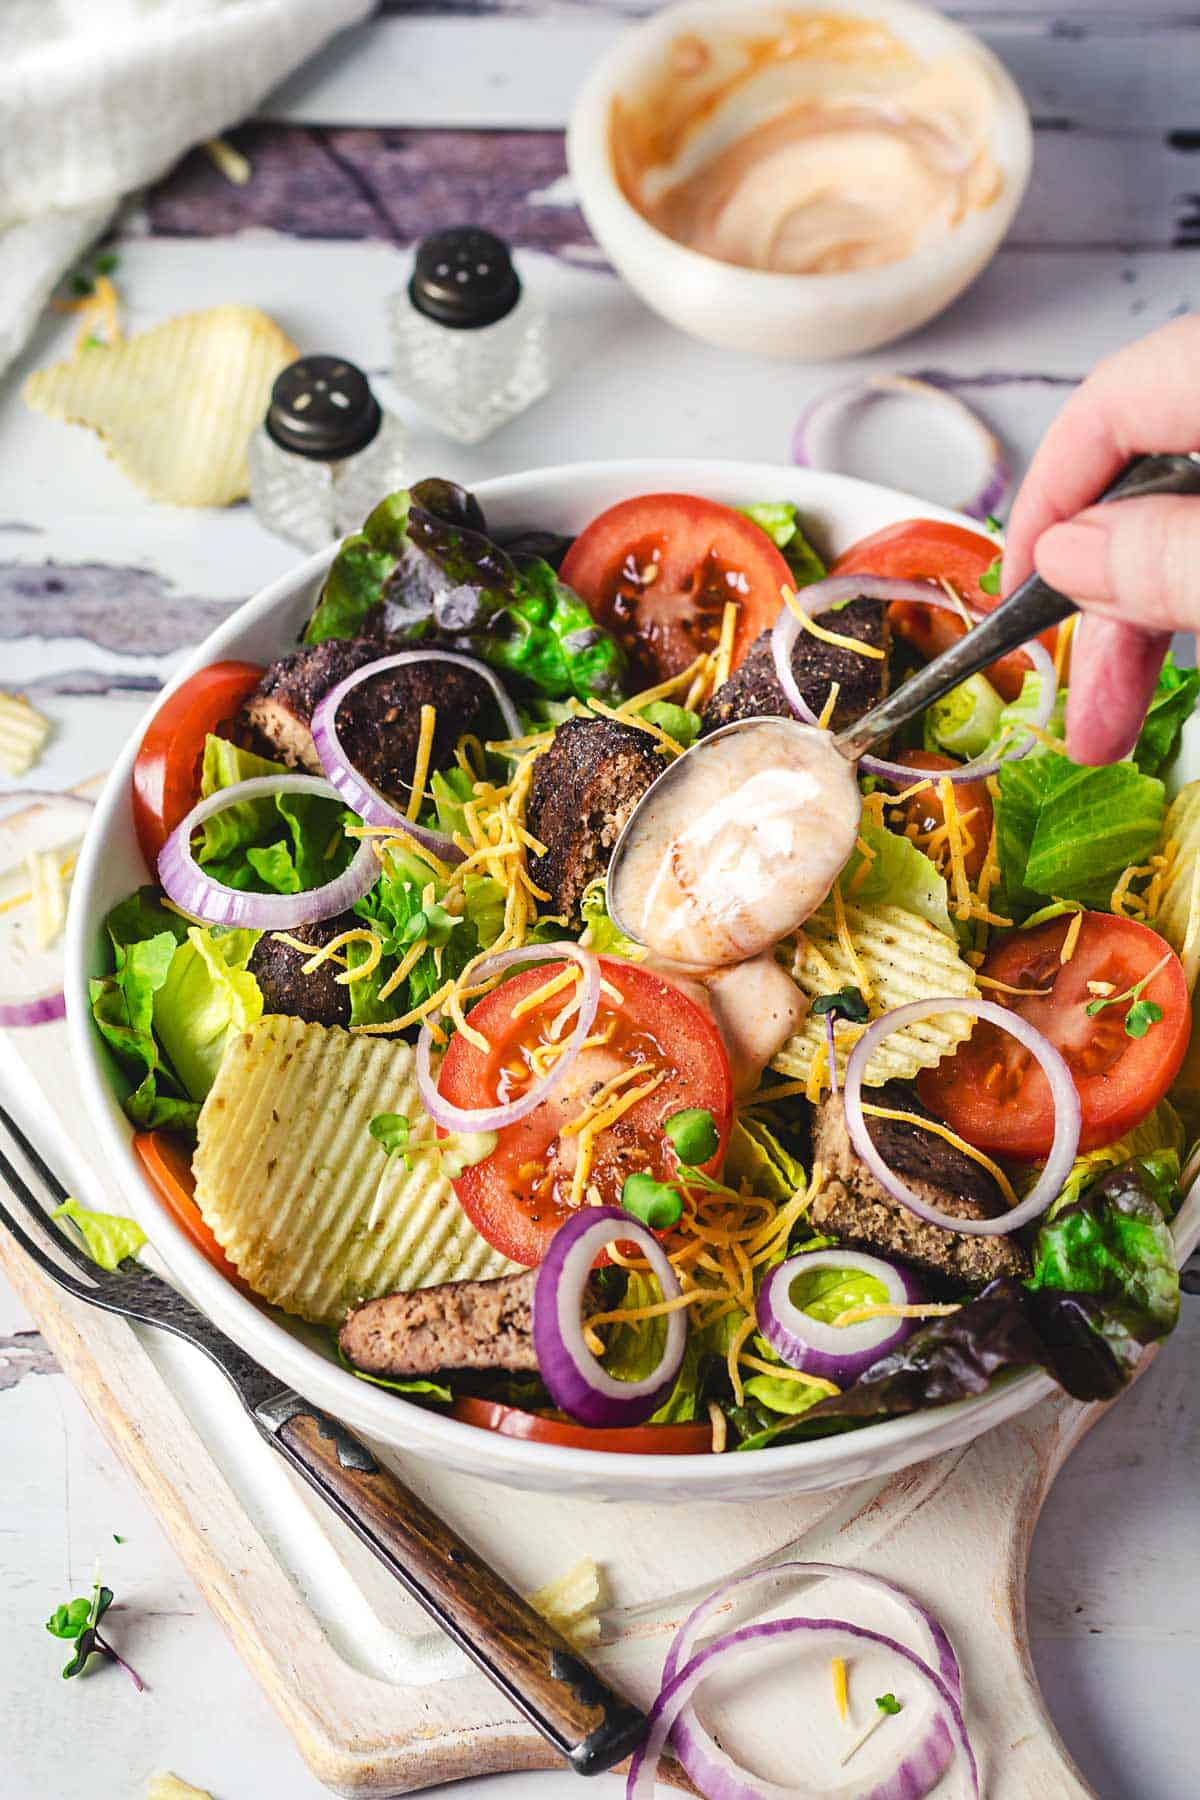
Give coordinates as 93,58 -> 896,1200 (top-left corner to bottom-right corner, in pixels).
894,749 -> 993,884
438,957 -> 733,1266
132,1129 -> 253,1292
452,1396 -> 713,1454
132,660 -> 265,866
918,914 -> 1191,1159
832,519 -> 1052,703
559,494 -> 794,689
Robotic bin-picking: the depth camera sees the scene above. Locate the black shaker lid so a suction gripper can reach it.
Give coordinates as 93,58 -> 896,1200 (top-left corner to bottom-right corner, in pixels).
265,356 -> 382,460
408,227 -> 521,330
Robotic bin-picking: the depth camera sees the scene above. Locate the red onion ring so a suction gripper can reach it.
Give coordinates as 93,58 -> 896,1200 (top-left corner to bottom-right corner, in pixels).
629,1618 -> 978,1800
533,1206 -> 685,1427
792,374 -> 1009,523
844,999 -> 1081,1236
0,989 -> 68,1030
416,941 -> 600,1134
157,774 -> 380,929
661,1562 -> 962,1800
0,788 -> 96,1028
756,1250 -> 924,1384
310,650 -> 522,861
770,574 -> 1057,784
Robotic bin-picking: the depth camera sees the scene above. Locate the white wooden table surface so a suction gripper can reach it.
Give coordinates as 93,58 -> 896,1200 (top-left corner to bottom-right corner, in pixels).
2,4 -> 1199,1796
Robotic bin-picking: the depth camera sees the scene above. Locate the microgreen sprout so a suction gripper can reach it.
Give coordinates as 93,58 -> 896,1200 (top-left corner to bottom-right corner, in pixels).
620,1172 -> 683,1230
840,1691 -> 904,1765
45,1564 -> 144,1689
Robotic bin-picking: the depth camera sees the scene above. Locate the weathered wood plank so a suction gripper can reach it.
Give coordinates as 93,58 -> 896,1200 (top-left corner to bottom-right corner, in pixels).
144,121 -> 1198,253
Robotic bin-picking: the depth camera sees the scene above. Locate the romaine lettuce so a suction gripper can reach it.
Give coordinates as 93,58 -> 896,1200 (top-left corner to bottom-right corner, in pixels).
740,503 -> 826,588
840,817 -> 955,937
579,879 -> 645,960
995,750 -> 1165,913
348,843 -> 504,1027
89,891 -> 198,1130
1132,651 -> 1200,777
197,735 -> 355,895
154,926 -> 263,1102
723,1117 -> 806,1205
922,673 -> 1004,759
53,1198 -> 147,1271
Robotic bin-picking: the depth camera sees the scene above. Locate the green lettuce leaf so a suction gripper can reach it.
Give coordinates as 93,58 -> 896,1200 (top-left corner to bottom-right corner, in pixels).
922,673 -> 1004,759
580,879 -> 645,960
740,503 -> 827,587
197,735 -> 354,895
995,750 -> 1165,912
639,701 -> 701,749
987,670 -> 1066,760
306,490 -> 412,644
348,844 -> 503,1027
601,1270 -> 704,1423
53,1198 -> 146,1271
89,896 -> 198,1131
1028,1158 -> 1180,1385
336,1341 -> 452,1404
153,926 -> 263,1102
840,817 -> 955,937
1040,1101 -> 1184,1219
1132,651 -> 1200,777
723,1116 -> 806,1205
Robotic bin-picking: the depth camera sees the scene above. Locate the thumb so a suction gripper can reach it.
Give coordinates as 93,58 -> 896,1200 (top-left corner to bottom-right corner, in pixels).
1034,494 -> 1200,636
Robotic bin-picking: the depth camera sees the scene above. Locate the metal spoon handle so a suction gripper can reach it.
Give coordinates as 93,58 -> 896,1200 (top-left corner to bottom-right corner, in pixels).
834,452 -> 1200,762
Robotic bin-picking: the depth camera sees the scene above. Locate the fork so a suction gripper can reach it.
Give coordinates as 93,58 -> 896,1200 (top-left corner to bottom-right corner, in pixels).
0,1099 -> 647,1777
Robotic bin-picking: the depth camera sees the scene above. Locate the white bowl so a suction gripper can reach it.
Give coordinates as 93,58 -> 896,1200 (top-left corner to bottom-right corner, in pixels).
66,459 -> 1200,1503
567,0 -> 1033,360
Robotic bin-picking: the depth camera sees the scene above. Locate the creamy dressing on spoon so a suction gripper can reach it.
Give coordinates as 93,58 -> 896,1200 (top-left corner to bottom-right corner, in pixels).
611,718 -> 862,969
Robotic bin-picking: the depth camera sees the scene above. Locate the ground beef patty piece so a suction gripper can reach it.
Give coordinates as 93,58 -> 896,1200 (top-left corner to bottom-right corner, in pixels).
525,716 -> 664,920
241,637 -> 498,803
700,598 -> 891,736
810,1084 -> 1028,1289
247,913 -> 358,1028
339,1268 -> 601,1378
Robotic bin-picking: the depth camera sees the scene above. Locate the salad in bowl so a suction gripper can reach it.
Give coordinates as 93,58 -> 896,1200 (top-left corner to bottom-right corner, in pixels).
69,461 -> 1200,1499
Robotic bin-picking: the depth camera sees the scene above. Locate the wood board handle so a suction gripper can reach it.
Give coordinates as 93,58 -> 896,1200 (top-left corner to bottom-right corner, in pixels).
266,1401 -> 648,1777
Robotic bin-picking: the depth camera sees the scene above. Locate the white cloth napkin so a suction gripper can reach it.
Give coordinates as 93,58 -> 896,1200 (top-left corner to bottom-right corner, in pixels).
0,0 -> 373,374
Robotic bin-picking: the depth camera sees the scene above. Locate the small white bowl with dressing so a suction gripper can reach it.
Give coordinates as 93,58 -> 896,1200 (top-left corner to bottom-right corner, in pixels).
567,0 -> 1033,360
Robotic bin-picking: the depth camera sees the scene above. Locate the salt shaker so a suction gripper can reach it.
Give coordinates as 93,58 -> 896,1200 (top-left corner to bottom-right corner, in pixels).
390,226 -> 549,444
247,355 -> 408,551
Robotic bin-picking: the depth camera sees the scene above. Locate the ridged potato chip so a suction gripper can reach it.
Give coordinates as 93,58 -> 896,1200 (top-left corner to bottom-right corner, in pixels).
773,899 -> 979,1088
0,692 -> 50,776
193,1015 -> 518,1326
23,304 -> 297,506
1156,781 -> 1200,988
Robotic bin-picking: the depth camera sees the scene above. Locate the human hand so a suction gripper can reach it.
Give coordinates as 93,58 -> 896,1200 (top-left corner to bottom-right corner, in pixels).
1002,314 -> 1200,766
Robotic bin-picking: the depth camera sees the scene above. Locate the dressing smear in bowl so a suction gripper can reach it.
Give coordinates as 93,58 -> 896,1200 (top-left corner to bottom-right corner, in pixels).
611,10 -> 1003,276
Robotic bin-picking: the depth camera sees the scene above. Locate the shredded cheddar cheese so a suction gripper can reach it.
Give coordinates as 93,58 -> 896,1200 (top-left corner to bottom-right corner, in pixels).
782,585 -> 886,659
714,601 -> 739,690
817,682 -> 841,731
832,1301 -> 962,1329
832,1658 -> 849,1723
1059,908 -> 1084,965
830,880 -> 874,1005
406,704 -> 438,822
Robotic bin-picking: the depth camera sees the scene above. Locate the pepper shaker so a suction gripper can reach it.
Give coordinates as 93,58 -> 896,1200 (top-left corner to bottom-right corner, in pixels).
247,355 -> 409,551
390,226 -> 550,444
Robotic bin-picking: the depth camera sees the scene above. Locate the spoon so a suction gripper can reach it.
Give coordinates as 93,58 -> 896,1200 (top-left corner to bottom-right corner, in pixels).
607,451 -> 1200,952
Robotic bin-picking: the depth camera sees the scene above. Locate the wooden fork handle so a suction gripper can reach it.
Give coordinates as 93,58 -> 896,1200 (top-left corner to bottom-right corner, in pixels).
258,1397 -> 647,1777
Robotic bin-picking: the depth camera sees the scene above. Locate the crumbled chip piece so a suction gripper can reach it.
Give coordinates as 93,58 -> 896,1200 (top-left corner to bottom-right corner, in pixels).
193,1015 -> 518,1325
148,1776 -> 215,1800
24,304 -> 298,506
529,1557 -> 605,1648
774,899 -> 979,1088
0,691 -> 50,776
26,848 -> 67,948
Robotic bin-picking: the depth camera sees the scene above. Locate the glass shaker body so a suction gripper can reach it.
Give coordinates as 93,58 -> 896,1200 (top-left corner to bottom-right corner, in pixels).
391,226 -> 549,445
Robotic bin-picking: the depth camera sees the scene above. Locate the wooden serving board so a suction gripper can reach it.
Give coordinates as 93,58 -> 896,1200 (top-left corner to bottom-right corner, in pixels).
0,796 -> 1143,1799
